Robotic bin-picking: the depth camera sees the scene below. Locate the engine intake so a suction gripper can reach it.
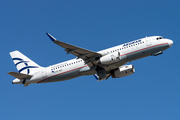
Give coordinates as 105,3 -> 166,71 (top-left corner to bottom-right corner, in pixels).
111,65 -> 135,78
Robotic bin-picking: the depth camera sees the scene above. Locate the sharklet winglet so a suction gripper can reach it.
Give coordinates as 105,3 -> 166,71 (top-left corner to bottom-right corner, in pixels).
46,33 -> 57,41
93,74 -> 99,80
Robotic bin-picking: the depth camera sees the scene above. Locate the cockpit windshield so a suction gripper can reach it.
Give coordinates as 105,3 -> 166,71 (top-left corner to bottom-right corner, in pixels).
156,37 -> 164,40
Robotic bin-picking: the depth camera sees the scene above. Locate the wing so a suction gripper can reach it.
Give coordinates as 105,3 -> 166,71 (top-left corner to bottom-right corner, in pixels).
46,33 -> 102,67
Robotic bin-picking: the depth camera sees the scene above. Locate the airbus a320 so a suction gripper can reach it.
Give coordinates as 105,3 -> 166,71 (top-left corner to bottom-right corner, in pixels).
8,33 -> 173,86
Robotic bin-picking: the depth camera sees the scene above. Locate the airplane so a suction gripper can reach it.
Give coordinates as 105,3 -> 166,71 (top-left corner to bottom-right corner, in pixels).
8,33 -> 173,86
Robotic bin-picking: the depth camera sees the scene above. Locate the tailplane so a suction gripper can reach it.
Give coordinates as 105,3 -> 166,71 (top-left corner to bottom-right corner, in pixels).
8,72 -> 32,79
9,50 -> 41,75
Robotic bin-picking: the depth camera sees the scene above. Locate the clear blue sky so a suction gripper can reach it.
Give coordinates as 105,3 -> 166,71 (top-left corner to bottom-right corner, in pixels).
1,0 -> 179,120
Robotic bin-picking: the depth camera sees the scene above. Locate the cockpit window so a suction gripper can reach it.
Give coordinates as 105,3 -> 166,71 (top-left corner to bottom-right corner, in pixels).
156,37 -> 164,40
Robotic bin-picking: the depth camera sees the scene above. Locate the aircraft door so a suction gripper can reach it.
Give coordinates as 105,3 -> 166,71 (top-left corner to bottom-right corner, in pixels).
41,68 -> 47,78
146,37 -> 151,46
104,51 -> 109,55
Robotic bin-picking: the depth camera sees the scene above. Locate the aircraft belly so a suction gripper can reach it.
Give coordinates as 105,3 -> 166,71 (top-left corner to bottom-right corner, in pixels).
127,43 -> 169,61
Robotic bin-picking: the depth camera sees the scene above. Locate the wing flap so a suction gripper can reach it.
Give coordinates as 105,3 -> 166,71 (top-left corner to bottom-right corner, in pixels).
8,72 -> 32,79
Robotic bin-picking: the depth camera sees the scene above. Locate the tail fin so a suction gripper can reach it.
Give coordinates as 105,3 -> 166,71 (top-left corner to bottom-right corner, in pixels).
10,50 -> 41,75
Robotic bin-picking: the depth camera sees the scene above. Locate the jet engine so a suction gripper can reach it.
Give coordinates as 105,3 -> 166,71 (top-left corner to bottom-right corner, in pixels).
98,52 -> 121,64
111,65 -> 135,78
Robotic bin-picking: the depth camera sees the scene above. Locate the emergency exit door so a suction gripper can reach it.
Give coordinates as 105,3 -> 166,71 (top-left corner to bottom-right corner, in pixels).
146,37 -> 151,46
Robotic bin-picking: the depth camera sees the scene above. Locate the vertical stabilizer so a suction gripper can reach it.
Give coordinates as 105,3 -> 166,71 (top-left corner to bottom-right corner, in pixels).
10,50 -> 41,75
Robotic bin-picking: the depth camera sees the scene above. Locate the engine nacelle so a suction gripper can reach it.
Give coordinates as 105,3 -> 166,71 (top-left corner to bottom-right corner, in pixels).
111,65 -> 135,78
98,52 -> 120,64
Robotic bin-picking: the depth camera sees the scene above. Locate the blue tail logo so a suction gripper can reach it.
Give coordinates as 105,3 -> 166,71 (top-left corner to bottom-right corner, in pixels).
12,58 -> 39,74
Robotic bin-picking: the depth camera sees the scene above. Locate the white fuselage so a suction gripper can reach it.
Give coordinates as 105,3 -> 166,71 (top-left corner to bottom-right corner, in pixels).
12,36 -> 173,85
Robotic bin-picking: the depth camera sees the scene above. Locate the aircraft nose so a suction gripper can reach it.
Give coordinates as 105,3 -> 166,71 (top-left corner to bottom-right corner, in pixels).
168,39 -> 173,47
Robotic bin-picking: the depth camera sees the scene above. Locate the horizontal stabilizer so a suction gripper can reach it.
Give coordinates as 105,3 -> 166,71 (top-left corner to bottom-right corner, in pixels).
8,72 -> 32,79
